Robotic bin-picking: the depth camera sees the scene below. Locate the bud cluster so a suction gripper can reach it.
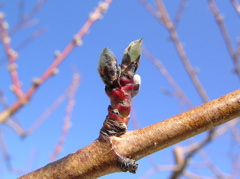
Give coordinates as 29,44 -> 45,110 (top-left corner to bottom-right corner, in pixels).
98,39 -> 142,136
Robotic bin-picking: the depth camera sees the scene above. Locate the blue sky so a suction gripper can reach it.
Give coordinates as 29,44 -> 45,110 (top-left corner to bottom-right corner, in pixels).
0,0 -> 239,178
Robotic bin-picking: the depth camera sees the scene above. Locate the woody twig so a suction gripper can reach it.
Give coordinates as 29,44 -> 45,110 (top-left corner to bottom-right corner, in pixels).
98,39 -> 142,173
0,0 -> 112,125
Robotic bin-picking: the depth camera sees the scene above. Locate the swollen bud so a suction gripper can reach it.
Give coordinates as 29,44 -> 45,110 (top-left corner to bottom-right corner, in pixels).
121,38 -> 143,73
98,48 -> 120,86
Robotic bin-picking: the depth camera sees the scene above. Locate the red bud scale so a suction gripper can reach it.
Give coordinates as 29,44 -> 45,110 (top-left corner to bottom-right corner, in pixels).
98,39 -> 142,137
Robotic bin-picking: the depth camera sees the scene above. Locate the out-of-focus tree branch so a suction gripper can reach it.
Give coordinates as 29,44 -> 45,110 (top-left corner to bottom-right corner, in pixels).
231,0 -> 240,17
0,0 -> 112,125
154,0 -> 209,103
9,0 -> 48,35
143,47 -> 193,109
209,0 -> 240,78
50,72 -> 81,161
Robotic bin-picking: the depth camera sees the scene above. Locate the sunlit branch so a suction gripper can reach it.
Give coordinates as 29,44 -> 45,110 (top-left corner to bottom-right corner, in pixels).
209,0 -> 240,78
19,89 -> 240,178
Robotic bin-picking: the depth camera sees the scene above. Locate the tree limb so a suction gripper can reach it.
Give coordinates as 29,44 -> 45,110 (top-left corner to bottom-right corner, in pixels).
19,89 -> 240,179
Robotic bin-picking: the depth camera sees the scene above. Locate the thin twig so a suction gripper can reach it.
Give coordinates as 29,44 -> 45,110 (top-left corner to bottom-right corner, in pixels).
155,0 -> 209,103
0,27 -> 47,66
50,72 -> 80,161
9,0 -> 48,35
0,89 -> 8,109
140,0 -> 209,102
209,0 -> 240,78
138,0 -> 159,19
173,0 -> 187,28
143,47 -> 193,109
15,27 -> 47,51
140,165 -> 177,179
171,119 -> 239,179
4,119 -> 25,137
231,0 -> 240,17
17,0 -> 25,22
0,90 -> 25,136
198,151 -> 233,179
0,0 -> 113,124
0,14 -> 24,98
27,84 -> 69,135
0,130 -> 11,171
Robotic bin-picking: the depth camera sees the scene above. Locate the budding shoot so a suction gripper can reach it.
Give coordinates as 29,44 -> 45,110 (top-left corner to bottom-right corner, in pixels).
98,48 -> 120,86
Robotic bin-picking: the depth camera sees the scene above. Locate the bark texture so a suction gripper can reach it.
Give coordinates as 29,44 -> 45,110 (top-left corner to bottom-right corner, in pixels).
19,89 -> 240,179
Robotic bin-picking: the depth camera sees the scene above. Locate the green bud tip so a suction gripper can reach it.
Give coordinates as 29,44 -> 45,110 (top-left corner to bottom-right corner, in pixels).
124,38 -> 143,63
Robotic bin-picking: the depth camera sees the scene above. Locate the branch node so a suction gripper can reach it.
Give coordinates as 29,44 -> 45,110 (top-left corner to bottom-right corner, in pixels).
20,97 -> 29,105
89,11 -> 102,21
2,35 -> 11,44
32,77 -> 42,87
100,118 -> 127,137
116,154 -> 138,174
10,49 -> 18,59
72,36 -> 83,46
51,68 -> 59,75
54,50 -> 62,58
7,63 -> 17,71
99,2 -> 109,12
217,14 -> 224,22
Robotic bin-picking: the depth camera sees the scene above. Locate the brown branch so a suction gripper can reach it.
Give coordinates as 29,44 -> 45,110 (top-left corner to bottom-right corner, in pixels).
19,89 -> 240,179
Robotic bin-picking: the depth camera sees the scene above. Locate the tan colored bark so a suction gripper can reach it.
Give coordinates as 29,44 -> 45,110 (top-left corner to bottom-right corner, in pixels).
19,89 -> 240,179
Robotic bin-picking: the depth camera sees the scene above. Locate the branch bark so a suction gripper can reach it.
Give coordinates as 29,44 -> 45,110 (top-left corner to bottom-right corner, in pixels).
19,89 -> 240,179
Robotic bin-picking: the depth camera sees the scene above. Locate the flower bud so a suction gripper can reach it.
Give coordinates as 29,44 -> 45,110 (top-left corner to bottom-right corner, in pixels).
121,38 -> 143,73
98,48 -> 120,86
